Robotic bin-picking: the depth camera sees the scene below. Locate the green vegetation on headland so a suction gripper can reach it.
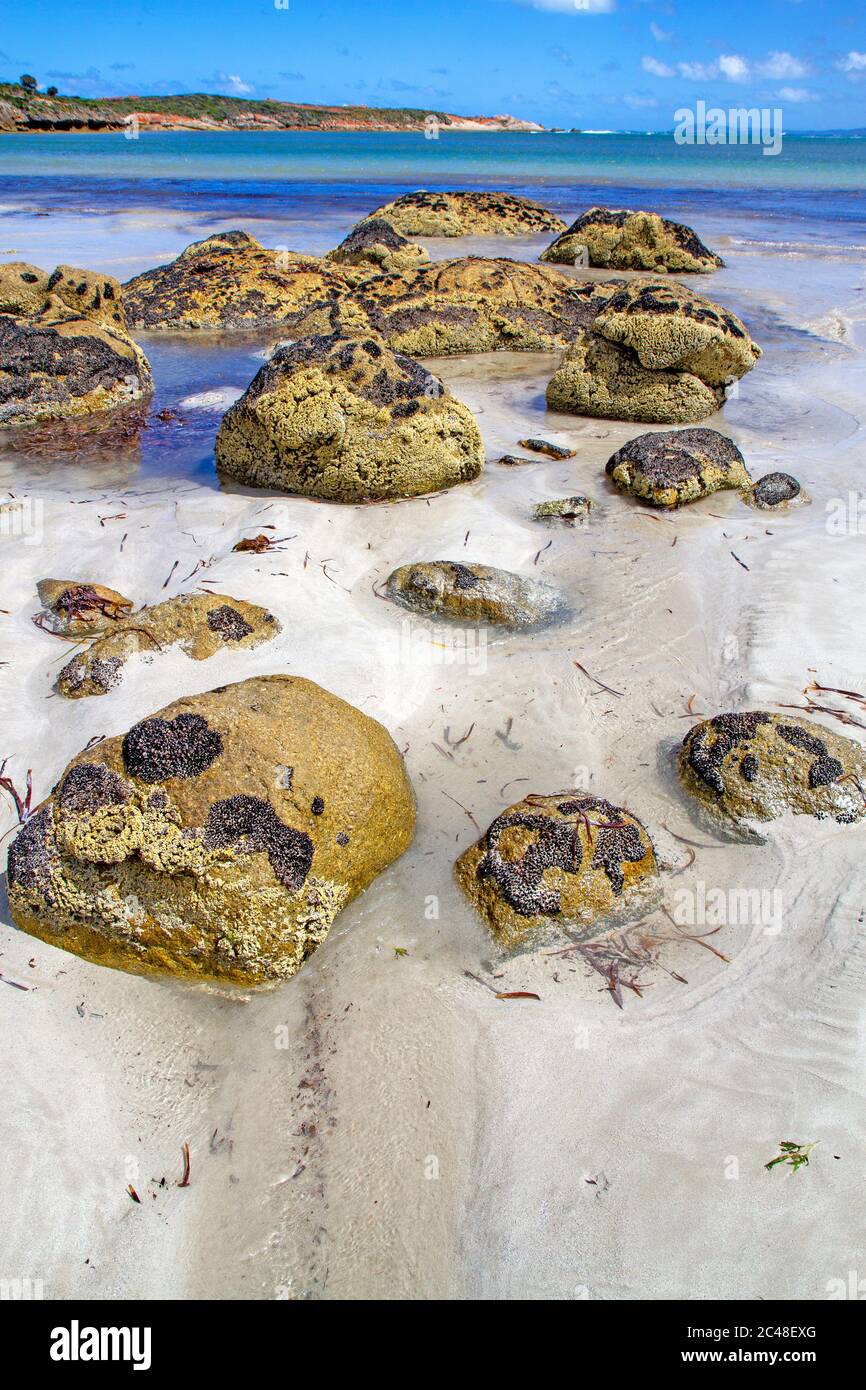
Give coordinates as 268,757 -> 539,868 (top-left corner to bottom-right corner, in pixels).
0,79 -> 543,133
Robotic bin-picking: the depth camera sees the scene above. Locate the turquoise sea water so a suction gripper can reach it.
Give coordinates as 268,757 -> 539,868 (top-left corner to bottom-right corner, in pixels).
1,131 -> 865,247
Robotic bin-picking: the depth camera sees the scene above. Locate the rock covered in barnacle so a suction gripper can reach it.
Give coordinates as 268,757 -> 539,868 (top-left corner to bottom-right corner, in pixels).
454,793 -> 659,949
123,231 -> 357,332
678,712 -> 866,829
35,579 -> 134,637
57,592 -> 279,699
540,207 -> 724,273
353,190 -> 567,238
0,262 -> 152,427
547,279 -> 761,424
289,257 -> 623,357
383,561 -> 567,628
6,676 -> 416,985
742,472 -> 809,510
325,217 -> 429,274
215,334 -> 483,500
605,428 -> 750,508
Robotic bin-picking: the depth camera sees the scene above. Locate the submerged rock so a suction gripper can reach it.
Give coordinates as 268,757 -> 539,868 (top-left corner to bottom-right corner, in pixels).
291,257 -> 622,356
605,428 -> 750,507
35,579 -> 134,637
383,561 -> 566,628
743,471 -> 809,510
547,279 -> 761,425
455,793 -> 659,949
533,496 -> 592,525
540,207 -> 723,273
356,190 -> 566,238
326,217 -> 429,274
123,231 -> 356,332
6,675 -> 416,985
518,437 -> 576,459
679,712 -> 866,829
57,592 -> 279,699
0,262 -> 152,427
214,334 -> 483,500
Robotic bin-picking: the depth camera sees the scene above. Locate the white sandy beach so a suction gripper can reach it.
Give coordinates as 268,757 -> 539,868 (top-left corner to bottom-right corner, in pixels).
1,207 -> 865,1301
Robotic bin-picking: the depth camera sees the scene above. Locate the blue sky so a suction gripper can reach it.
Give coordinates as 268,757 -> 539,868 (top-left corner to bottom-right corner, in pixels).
3,0 -> 866,130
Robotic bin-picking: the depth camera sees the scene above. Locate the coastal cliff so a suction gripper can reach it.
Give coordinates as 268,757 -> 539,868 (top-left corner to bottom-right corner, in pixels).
0,83 -> 544,133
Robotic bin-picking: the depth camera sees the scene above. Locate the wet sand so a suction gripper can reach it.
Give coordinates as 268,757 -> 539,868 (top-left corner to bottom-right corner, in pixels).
0,209 -> 865,1299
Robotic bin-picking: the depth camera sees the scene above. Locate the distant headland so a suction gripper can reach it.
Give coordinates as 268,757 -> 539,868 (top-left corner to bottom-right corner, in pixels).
0,79 -> 545,134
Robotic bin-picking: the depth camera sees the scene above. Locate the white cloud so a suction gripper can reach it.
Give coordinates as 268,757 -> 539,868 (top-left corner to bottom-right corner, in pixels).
718,54 -> 750,82
838,51 -> 866,81
757,51 -> 809,79
650,21 -> 671,42
623,93 -> 658,108
215,72 -> 254,95
779,86 -> 817,102
506,0 -> 616,13
677,61 -> 715,81
642,55 -> 674,78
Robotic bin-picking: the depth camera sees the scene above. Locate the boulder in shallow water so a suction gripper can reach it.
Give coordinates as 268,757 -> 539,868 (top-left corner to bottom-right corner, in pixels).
326,217 -> 429,274
540,207 -> 723,273
123,231 -> 356,332
742,471 -> 809,510
36,579 -> 134,637
0,263 -> 152,427
6,676 -> 416,984
291,257 -> 622,357
605,428 -> 750,508
383,561 -> 566,628
356,190 -> 566,237
532,496 -> 592,525
455,793 -> 659,949
215,334 -> 483,501
57,592 -> 279,698
679,711 -> 866,830
547,279 -> 761,425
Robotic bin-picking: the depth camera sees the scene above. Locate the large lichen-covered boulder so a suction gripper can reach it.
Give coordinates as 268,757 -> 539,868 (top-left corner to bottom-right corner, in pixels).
0,262 -> 152,427
455,793 -> 659,949
540,207 -> 723,273
325,217 -> 429,274
356,191 -> 566,238
57,592 -> 279,698
36,579 -> 134,637
383,561 -> 566,628
123,231 -> 356,332
215,334 -> 483,501
547,280 -> 761,424
605,428 -> 750,508
6,676 -> 416,985
292,257 -> 622,357
679,712 -> 866,830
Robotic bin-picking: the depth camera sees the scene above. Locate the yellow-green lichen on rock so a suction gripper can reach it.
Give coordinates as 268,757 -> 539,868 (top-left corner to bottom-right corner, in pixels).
57,591 -> 279,698
355,190 -> 567,237
455,793 -> 659,950
215,334 -> 484,500
291,257 -> 623,357
0,262 -> 152,427
605,428 -> 750,507
540,207 -> 724,273
325,217 -> 430,274
679,711 -> 866,830
547,279 -> 761,424
123,230 -> 358,332
6,676 -> 416,985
